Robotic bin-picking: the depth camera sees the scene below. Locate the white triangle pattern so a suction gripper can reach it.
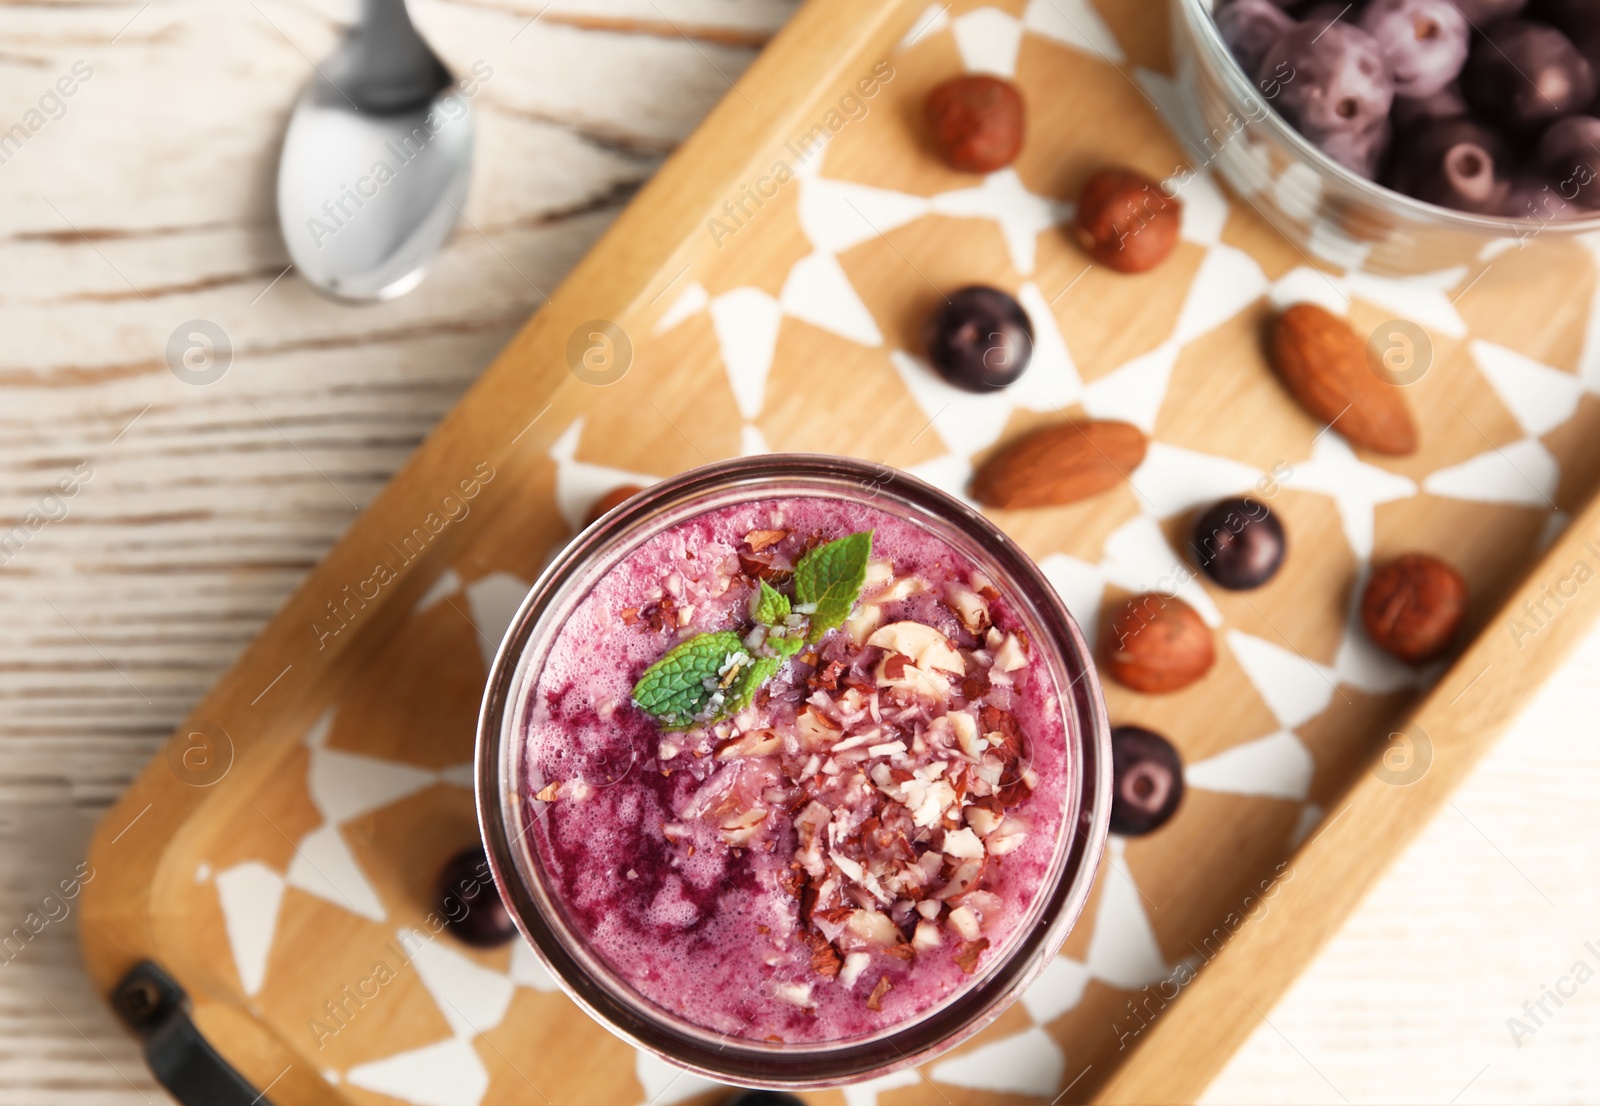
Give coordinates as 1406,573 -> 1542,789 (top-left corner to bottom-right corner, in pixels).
406,931 -> 517,1038
243,8 -> 1598,1102
931,1025 -> 1065,1095
345,1038 -> 490,1106
549,416 -> 660,531
632,1050 -> 726,1106
952,8 -> 1026,77
1187,729 -> 1315,800
214,862 -> 285,997
1471,339 -> 1586,437
1022,0 -> 1124,61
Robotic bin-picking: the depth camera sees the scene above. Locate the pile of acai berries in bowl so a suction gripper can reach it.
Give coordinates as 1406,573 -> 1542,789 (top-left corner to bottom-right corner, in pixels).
1214,0 -> 1600,218
1164,0 -> 1600,271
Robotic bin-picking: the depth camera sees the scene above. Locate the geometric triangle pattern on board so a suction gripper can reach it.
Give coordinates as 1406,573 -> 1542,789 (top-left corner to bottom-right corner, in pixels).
194,5 -> 1600,1105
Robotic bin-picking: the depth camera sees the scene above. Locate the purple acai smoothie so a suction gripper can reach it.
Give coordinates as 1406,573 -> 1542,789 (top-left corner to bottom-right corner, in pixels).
518,497 -> 1068,1043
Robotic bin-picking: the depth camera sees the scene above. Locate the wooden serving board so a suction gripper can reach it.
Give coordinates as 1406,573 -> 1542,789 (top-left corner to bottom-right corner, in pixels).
79,0 -> 1600,1103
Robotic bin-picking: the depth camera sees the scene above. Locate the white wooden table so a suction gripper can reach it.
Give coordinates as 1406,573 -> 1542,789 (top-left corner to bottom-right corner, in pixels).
2,1 -> 1596,1102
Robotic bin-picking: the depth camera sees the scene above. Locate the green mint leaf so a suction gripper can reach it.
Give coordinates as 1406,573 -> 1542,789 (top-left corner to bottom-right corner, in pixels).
751,579 -> 791,627
767,632 -> 806,658
722,655 -> 780,714
794,530 -> 873,641
632,631 -> 747,728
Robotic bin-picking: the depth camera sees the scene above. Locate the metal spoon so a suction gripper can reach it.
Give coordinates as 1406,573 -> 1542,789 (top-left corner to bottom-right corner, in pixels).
276,0 -> 473,301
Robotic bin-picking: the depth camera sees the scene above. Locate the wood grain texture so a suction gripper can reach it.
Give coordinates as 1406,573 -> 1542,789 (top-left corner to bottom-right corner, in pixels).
0,0 -> 787,1100
1094,498 -> 1600,1103
8,1 -> 1600,1104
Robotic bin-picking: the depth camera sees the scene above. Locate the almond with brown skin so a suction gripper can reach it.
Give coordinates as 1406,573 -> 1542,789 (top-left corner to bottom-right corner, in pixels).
971,420 -> 1147,509
1102,592 -> 1215,693
1271,304 -> 1418,456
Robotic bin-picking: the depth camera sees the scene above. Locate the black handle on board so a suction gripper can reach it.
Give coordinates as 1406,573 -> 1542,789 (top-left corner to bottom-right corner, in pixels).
112,960 -> 277,1106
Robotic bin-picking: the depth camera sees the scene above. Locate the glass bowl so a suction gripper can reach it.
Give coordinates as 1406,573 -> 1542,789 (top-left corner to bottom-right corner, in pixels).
474,455 -> 1111,1088
1167,0 -> 1600,275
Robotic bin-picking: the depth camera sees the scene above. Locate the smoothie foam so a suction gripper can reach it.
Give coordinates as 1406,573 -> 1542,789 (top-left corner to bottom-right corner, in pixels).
517,497 -> 1068,1043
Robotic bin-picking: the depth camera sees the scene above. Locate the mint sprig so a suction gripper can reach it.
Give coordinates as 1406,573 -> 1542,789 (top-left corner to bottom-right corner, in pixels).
723,655 -> 780,714
632,530 -> 873,729
631,631 -> 748,729
751,579 -> 791,627
766,632 -> 805,659
794,531 -> 873,641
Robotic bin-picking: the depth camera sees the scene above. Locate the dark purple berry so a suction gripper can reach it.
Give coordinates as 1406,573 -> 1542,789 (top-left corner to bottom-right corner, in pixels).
923,286 -> 1034,392
1464,21 -> 1596,132
1217,0 -> 1297,80
1536,0 -> 1600,67
435,845 -> 516,948
1391,83 -> 1470,129
1109,725 -> 1185,836
1258,23 -> 1395,141
1500,172 -> 1582,219
1452,0 -> 1530,20
1297,2 -> 1351,25
1190,497 -> 1288,590
1538,115 -> 1600,209
1319,116 -> 1392,177
1359,0 -> 1470,97
1387,117 -> 1511,212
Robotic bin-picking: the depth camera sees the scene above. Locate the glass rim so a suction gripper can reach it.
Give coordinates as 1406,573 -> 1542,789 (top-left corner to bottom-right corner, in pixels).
1173,0 -> 1600,236
474,454 -> 1112,1088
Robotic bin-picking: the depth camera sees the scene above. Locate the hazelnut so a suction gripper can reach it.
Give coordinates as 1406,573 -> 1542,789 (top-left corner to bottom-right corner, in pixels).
585,483 -> 644,528
923,74 -> 1025,173
1102,592 -> 1215,693
1361,553 -> 1468,664
1073,168 -> 1182,274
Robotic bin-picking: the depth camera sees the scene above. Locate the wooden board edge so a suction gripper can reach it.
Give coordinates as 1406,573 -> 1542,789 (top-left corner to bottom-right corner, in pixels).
75,2 -> 1596,1098
1091,494 -> 1600,1103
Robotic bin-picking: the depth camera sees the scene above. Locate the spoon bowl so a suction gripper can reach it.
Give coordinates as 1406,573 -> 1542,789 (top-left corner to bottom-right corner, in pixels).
276,0 -> 472,301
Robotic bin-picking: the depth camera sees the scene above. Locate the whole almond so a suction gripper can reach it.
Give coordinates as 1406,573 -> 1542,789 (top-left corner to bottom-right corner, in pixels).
1271,303 -> 1418,456
971,420 -> 1146,509
1102,592 -> 1215,693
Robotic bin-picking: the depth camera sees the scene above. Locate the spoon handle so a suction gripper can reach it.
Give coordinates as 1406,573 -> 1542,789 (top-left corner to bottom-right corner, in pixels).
345,0 -> 451,113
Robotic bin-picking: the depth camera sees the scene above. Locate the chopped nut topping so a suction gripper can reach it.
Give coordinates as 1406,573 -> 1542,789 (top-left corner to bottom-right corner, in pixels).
966,806 -> 1002,837
953,938 -> 990,974
862,560 -> 895,590
866,975 -> 893,1011
807,660 -> 845,692
534,781 -> 561,802
650,566 -> 1036,995
947,905 -> 981,941
745,528 -> 789,552
804,932 -> 843,977
839,951 -> 871,989
994,633 -> 1029,672
868,621 -> 965,675
716,730 -> 780,759
773,981 -> 814,1008
942,827 -> 985,860
739,552 -> 791,583
945,581 -> 992,635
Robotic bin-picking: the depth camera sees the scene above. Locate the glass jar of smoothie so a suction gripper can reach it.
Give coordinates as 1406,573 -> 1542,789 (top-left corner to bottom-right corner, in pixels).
475,455 -> 1111,1087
